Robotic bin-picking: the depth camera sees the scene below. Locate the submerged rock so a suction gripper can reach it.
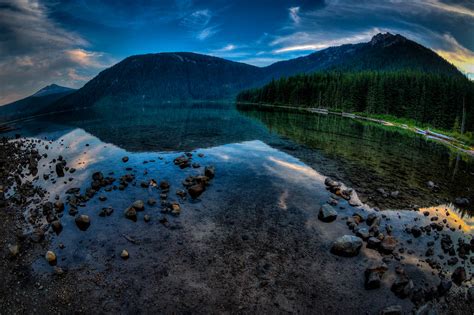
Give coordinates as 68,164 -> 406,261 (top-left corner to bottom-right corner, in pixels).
132,200 -> 145,211
75,215 -> 91,231
318,204 -> 337,222
331,235 -> 363,257
124,207 -> 137,221
121,249 -> 129,259
188,183 -> 205,199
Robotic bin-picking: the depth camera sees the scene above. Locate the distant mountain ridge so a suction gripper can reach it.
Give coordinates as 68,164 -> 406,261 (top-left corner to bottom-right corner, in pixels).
0,84 -> 75,121
32,84 -> 75,97
0,33 -> 465,121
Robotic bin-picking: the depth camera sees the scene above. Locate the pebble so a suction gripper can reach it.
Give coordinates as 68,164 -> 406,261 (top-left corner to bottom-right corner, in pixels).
121,249 -> 129,259
45,251 -> 57,265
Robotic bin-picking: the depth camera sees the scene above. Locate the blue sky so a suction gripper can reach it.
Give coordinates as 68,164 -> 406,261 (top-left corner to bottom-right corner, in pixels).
0,0 -> 473,105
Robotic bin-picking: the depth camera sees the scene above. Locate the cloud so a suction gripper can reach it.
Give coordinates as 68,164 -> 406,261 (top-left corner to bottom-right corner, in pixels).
289,6 -> 301,24
181,9 -> 219,40
216,44 -> 236,52
0,0 -> 112,105
435,34 -> 474,79
272,28 -> 382,53
197,26 -> 219,40
424,0 -> 474,18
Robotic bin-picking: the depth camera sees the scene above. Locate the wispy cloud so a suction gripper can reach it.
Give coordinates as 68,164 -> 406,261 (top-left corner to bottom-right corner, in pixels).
272,28 -> 382,54
289,6 -> 301,24
181,9 -> 219,40
0,0 -> 113,105
424,0 -> 474,18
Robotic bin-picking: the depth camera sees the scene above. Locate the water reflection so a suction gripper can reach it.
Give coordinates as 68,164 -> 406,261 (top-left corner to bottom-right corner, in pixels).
9,102 -> 474,215
239,107 -> 474,213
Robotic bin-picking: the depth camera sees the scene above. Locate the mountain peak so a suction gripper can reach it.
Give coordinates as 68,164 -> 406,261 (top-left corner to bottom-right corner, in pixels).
32,84 -> 75,97
370,32 -> 406,47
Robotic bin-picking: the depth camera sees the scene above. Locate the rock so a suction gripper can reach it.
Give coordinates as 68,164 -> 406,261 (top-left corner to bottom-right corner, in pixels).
391,274 -> 413,298
55,163 -> 64,177
99,207 -> 113,217
121,249 -> 129,259
451,267 -> 466,285
365,270 -> 382,289
324,178 -> 340,188
366,213 -> 378,226
331,235 -> 363,257
318,204 -> 337,222
122,156 -> 129,163
204,166 -> 215,179
132,200 -> 145,211
365,263 -> 388,290
45,251 -> 57,265
8,244 -> 19,258
51,220 -> 63,234
355,227 -> 370,240
427,181 -> 435,189
173,156 -> 190,168
99,195 -> 107,201
380,236 -> 397,254
411,226 -> 422,238
147,198 -> 156,206
144,214 -> 151,222
54,201 -> 64,212
159,181 -> 170,190
367,237 -> 381,249
437,279 -> 452,296
454,197 -> 470,207
468,286 -> 474,302
124,207 -> 137,221
92,171 -> 104,181
188,183 -> 205,199
171,203 -> 181,215
380,305 -> 403,315
75,215 -> 91,231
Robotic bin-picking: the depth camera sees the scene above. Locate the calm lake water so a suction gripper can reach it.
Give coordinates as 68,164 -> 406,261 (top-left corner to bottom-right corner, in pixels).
14,102 -> 473,213
7,102 -> 473,276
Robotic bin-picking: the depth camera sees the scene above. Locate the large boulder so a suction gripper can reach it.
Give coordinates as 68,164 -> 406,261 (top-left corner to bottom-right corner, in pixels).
331,235 -> 363,257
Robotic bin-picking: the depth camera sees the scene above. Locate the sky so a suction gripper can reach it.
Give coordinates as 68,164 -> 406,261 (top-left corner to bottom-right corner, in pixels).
0,0 -> 474,105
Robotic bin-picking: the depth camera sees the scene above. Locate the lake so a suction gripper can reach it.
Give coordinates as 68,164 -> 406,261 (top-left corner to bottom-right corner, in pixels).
4,102 -> 473,313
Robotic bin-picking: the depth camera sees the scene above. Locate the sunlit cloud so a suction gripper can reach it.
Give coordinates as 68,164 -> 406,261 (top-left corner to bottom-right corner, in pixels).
272,28 -> 382,54
436,34 -> 474,79
424,0 -> 474,18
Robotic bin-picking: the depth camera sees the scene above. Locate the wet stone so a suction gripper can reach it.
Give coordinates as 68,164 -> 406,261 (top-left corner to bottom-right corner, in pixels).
132,200 -> 145,211
331,235 -> 363,257
451,267 -> 466,286
73,214 -> 90,231
318,204 -> 337,222
124,207 -> 137,221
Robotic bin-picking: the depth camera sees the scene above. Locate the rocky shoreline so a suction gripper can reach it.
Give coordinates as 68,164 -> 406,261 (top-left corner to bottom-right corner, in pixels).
0,135 -> 473,314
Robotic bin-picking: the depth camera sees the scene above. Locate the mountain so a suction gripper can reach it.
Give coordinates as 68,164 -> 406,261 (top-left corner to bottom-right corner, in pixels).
2,33 -> 465,120
0,84 -> 75,121
264,33 -> 462,79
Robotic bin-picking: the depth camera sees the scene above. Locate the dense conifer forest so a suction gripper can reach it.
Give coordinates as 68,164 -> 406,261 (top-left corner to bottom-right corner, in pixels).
237,71 -> 474,133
